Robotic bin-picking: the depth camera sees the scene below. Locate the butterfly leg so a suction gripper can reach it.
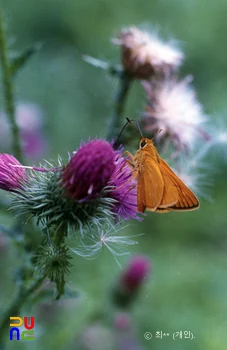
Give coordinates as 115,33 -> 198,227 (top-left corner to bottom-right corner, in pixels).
122,151 -> 135,170
122,151 -> 135,161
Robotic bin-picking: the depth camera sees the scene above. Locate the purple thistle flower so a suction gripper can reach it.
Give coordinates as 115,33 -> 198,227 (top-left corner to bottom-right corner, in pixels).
108,154 -> 139,220
0,154 -> 26,192
62,139 -> 139,221
62,139 -> 116,200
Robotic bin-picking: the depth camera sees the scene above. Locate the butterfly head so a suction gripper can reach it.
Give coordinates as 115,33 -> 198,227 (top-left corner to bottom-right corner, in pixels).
139,137 -> 154,149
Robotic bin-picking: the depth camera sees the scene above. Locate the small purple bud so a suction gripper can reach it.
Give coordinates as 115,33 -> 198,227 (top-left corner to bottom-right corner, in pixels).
114,312 -> 142,350
0,154 -> 26,192
121,256 -> 150,291
113,256 -> 151,308
115,312 -> 131,331
62,140 -> 116,200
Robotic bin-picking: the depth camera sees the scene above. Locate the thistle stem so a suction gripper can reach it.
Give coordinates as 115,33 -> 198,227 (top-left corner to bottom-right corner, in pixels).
0,276 -> 45,342
107,72 -> 133,142
0,10 -> 23,162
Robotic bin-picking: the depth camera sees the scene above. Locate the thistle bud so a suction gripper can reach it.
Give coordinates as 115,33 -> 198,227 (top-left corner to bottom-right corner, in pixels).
113,256 -> 150,308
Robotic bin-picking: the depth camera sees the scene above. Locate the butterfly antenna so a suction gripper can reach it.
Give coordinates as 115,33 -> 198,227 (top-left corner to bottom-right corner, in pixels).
126,118 -> 143,137
113,119 -> 130,148
151,129 -> 163,141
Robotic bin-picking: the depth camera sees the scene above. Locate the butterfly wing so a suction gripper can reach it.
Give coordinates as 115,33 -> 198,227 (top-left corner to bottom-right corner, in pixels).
156,158 -> 199,212
137,159 -> 164,213
157,169 -> 179,209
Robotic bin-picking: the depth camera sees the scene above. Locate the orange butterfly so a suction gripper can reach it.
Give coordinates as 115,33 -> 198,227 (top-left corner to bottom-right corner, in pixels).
124,119 -> 199,213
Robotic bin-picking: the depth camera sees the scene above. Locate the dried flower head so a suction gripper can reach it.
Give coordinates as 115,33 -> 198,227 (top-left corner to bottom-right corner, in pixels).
113,26 -> 184,79
0,154 -> 26,192
142,77 -> 208,152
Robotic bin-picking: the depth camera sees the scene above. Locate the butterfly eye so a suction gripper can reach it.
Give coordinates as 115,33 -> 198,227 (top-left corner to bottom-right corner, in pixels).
140,140 -> 147,148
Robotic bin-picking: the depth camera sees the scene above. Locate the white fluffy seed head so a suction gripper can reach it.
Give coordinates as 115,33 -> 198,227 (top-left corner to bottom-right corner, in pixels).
113,26 -> 184,79
71,220 -> 139,267
143,77 -> 208,151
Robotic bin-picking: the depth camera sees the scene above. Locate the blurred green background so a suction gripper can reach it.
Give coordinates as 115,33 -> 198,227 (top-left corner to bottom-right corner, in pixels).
0,0 -> 227,349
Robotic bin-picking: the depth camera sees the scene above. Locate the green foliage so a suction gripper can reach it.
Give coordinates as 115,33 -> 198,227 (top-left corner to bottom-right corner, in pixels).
10,43 -> 43,78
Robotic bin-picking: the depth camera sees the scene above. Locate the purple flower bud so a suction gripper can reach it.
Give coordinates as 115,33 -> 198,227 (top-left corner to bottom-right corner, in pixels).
115,312 -> 131,330
0,154 -> 26,192
62,140 -> 116,200
113,256 -> 150,308
121,256 -> 150,291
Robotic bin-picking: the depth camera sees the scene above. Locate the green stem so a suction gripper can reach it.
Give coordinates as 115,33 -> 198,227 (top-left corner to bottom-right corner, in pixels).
54,224 -> 67,246
107,71 -> 133,142
0,10 -> 23,162
0,276 -> 45,342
